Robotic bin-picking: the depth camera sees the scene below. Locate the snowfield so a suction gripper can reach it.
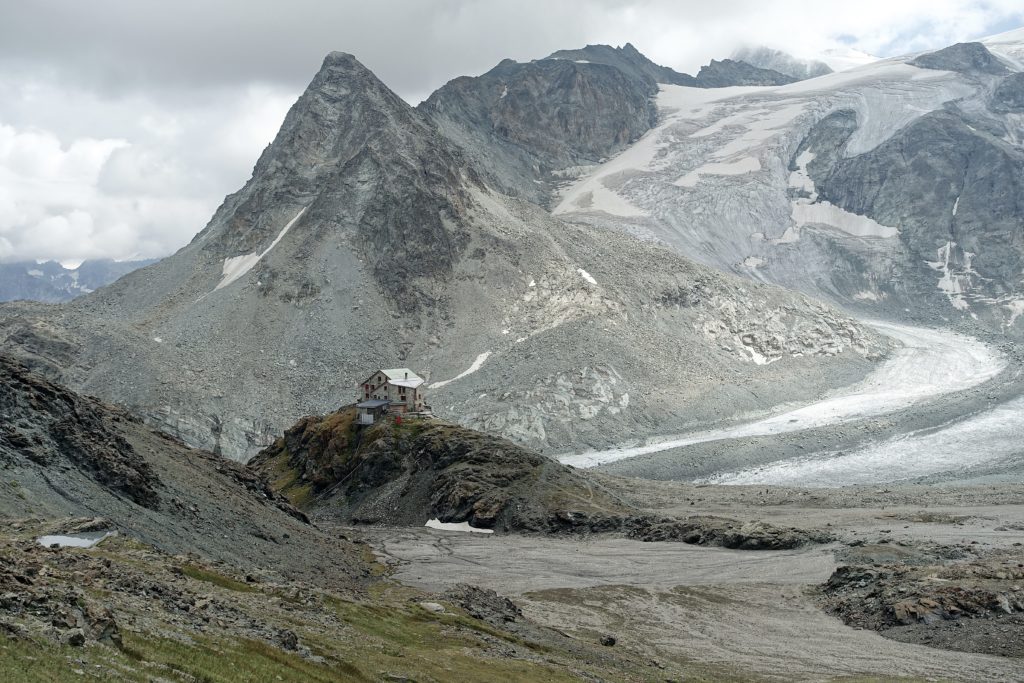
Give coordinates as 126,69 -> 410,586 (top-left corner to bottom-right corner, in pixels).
559,322 -> 1005,469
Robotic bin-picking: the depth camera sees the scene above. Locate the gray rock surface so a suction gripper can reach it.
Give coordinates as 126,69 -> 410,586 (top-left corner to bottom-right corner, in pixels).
693,59 -> 796,87
547,43 -> 697,87
910,42 -> 1010,75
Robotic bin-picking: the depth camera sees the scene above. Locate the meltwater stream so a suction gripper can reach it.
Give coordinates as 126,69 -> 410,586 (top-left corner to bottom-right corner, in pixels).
560,322 -> 1010,483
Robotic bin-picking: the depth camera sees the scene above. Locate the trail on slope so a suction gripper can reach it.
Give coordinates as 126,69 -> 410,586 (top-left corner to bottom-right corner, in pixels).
559,322 -> 1005,469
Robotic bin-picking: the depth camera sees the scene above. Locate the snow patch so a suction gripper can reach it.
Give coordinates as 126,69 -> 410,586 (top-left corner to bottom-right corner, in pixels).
926,241 -> 975,311
153,336 -> 163,343
675,156 -> 761,187
215,207 -> 307,291
788,150 -> 817,198
743,256 -> 765,268
952,195 -> 960,216
424,519 -> 494,534
577,268 -> 598,285
26,269 -> 43,277
791,200 -> 899,239
853,291 -> 879,302
500,84 -> 508,99
429,351 -> 492,389
37,532 -> 113,549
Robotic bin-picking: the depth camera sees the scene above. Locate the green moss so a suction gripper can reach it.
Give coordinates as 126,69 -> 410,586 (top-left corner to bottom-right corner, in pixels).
179,564 -> 256,593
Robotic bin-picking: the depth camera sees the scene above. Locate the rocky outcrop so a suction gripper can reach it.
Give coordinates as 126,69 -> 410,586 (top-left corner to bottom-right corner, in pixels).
251,408 -> 833,550
0,357 -> 361,582
0,355 -> 161,508
910,42 -> 1009,75
547,43 -> 697,87
991,72 -> 1024,112
251,407 -> 632,530
820,545 -> 1024,657
693,59 -> 796,87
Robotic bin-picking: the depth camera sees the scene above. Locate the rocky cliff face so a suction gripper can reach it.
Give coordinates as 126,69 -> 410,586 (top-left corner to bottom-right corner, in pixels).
547,43 -> 698,87
693,59 -> 796,87
421,56 -> 657,204
424,44 -> 796,205
910,42 -> 1010,75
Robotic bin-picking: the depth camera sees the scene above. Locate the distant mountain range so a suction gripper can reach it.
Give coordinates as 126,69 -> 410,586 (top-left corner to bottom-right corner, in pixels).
0,259 -> 156,303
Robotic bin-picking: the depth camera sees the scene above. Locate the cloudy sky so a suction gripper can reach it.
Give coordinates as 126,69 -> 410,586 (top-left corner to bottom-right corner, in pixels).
1,0 -> 1021,266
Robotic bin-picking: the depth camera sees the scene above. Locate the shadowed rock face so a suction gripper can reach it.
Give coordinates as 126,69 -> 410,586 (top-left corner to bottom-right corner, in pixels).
693,59 -> 796,87
422,45 -> 793,205
0,354 -> 372,583
421,57 -> 657,204
1,355 -> 161,508
991,72 -> 1024,112
910,42 -> 1010,75
200,51 -> 482,314
251,407 -> 833,549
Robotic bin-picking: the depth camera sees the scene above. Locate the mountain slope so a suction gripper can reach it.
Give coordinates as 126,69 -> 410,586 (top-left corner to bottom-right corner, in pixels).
0,354 -> 363,581
547,43 -> 698,87
0,50 -> 887,461
554,36 -> 1024,331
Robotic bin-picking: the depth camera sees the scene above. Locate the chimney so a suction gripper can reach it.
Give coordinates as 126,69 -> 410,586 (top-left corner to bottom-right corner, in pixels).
404,372 -> 408,379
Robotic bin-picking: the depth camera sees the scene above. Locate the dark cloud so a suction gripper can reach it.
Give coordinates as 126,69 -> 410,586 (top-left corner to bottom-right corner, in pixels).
0,1 -> 1021,263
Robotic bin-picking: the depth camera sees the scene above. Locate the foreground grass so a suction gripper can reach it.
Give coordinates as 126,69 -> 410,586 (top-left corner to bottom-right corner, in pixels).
1,609 -> 587,683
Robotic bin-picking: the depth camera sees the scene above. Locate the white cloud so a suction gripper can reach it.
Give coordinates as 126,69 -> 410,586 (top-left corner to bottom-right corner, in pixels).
0,84 -> 293,264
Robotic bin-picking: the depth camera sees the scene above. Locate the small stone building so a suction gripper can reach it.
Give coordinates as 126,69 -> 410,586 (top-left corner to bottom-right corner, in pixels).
359,368 -> 426,414
355,399 -> 390,425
